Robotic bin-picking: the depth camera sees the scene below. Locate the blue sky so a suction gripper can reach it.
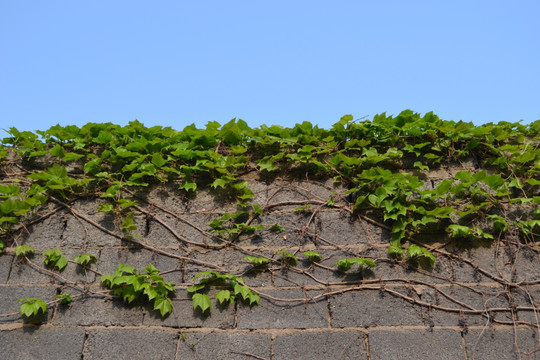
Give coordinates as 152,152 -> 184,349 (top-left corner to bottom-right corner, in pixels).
1,1 -> 538,133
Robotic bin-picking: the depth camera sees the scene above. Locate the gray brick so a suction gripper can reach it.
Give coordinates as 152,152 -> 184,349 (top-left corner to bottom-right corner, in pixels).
274,330 -> 368,360
0,326 -> 85,360
465,328 -> 539,359
53,296 -> 144,326
369,329 -> 464,360
19,212 -> 65,248
0,285 -> 57,323
7,256 -> 57,284
237,289 -> 328,329
318,211 -> 379,246
176,332 -> 272,360
83,329 -> 177,360
330,287 -> 423,327
145,212 -> 217,248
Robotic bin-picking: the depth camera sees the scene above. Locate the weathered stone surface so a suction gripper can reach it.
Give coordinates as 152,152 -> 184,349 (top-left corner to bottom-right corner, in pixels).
83,329 -> 177,360
0,285 -> 56,323
19,212 -> 65,249
53,297 -> 144,326
273,330 -> 368,360
330,287 -> 423,327
0,326 -> 86,360
464,328 -> 540,359
0,254 -> 13,284
176,332 -> 272,360
368,329 -> 464,360
237,289 -> 328,329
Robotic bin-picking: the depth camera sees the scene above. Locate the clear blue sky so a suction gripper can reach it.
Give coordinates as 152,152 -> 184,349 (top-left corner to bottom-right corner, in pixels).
1,1 -> 538,133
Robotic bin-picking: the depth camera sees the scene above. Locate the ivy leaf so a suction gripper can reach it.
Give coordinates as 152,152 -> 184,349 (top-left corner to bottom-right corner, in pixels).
15,245 -> 35,257
18,298 -> 47,317
192,293 -> 212,313
153,297 -> 173,317
56,293 -> 73,305
243,256 -> 270,267
406,244 -> 435,267
302,251 -> 322,262
216,290 -> 232,305
74,253 -> 97,268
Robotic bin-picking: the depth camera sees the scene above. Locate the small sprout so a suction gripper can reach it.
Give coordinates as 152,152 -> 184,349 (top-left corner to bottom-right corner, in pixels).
303,251 -> 322,262
277,249 -> 297,266
243,256 -> 270,267
268,223 -> 285,232
335,258 -> 376,272
43,249 -> 68,271
56,293 -> 73,305
74,253 -> 98,268
405,244 -> 435,268
15,245 -> 35,257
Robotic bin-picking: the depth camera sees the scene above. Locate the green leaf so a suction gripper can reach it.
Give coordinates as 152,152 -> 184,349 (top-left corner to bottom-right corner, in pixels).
276,249 -> 297,265
151,153 -> 167,168
406,244 -> 435,267
216,290 -> 232,305
302,251 -> 322,262
18,298 -> 47,317
74,253 -> 98,267
243,256 -> 270,267
153,297 -> 173,317
15,245 -> 35,257
120,213 -> 137,231
192,293 -> 212,313
56,293 -> 73,305
448,224 -> 473,238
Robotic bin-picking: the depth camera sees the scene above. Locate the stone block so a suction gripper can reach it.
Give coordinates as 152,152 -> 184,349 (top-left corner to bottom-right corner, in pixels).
83,329 -> 177,360
464,328 -> 539,359
0,285 -> 57,323
330,286 -> 423,328
237,289 -> 328,329
369,329 -> 464,360
177,332 -> 272,359
273,330 -> 368,360
53,296 -> 144,326
0,326 -> 85,360
19,212 -> 65,249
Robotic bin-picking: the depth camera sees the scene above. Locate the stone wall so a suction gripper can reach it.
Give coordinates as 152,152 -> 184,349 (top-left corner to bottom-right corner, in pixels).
1,164 -> 539,359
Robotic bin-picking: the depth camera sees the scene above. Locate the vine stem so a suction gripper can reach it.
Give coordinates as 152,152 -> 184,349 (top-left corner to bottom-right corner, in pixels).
51,197 -> 227,272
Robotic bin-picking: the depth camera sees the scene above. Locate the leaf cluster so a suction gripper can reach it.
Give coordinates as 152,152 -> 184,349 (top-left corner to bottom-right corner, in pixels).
101,263 -> 176,317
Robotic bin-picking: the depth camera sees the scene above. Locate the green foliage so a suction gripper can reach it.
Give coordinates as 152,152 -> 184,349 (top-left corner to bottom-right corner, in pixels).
1,111 -> 539,320
277,249 -> 297,265
405,244 -> 435,268
56,293 -> 73,305
18,298 -> 47,317
335,258 -> 377,272
15,245 -> 35,257
74,253 -> 98,268
268,223 -> 285,232
101,263 -> 176,317
187,271 -> 259,313
243,256 -> 270,267
42,249 -> 68,271
302,251 -> 322,262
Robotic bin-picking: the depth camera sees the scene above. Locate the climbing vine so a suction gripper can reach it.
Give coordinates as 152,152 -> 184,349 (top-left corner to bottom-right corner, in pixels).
0,110 -> 538,322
